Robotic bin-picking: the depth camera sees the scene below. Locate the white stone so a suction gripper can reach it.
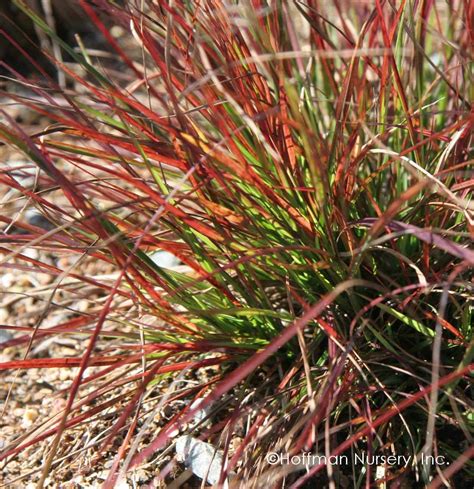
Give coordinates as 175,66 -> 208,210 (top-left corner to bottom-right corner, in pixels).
149,251 -> 181,269
189,398 -> 210,426
175,436 -> 232,487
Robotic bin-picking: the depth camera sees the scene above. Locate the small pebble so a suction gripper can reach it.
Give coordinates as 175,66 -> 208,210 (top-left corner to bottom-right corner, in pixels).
0,307 -> 9,323
22,408 -> 39,427
60,369 -> 74,381
76,299 -> 90,312
37,272 -> 53,285
115,480 -> 131,489
13,407 -> 25,417
1,273 -> 15,289
22,248 -> 39,260
51,398 -> 67,414
25,210 -> 55,231
0,327 -> 13,344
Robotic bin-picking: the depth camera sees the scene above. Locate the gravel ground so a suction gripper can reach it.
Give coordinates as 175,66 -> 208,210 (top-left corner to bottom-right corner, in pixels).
0,250 -> 221,487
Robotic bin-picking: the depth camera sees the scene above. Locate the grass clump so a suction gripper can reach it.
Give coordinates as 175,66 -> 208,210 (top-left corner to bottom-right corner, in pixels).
0,1 -> 472,487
